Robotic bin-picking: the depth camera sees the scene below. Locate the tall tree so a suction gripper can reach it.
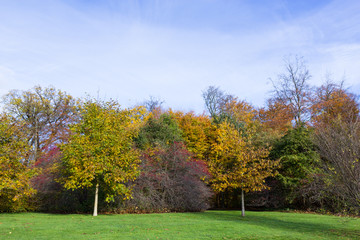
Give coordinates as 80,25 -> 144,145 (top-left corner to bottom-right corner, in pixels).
60,100 -> 146,216
271,55 -> 312,125
0,115 -> 37,212
2,86 -> 77,165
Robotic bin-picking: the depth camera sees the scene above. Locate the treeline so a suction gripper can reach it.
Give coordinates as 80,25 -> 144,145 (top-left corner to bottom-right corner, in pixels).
1,56 -> 359,215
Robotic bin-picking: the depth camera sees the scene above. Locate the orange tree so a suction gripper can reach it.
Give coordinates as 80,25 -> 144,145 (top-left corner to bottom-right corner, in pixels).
311,81 -> 359,127
60,99 -> 146,216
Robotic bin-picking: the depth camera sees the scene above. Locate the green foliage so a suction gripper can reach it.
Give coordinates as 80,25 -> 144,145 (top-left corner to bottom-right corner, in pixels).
270,125 -> 319,202
135,113 -> 183,149
60,100 -> 146,203
0,115 -> 37,212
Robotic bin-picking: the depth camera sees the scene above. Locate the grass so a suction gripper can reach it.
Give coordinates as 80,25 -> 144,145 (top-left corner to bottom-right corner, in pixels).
0,211 -> 359,240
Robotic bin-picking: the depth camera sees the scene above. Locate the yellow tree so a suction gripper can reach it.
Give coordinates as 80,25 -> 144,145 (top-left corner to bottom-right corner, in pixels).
0,115 -> 37,212
209,121 -> 278,216
170,110 -> 212,160
60,100 -> 146,216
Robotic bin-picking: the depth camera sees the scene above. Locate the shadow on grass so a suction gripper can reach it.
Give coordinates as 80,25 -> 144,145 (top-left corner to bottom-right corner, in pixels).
189,211 -> 360,239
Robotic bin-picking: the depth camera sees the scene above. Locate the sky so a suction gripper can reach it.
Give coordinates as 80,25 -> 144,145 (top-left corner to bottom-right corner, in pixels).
1,0 -> 359,113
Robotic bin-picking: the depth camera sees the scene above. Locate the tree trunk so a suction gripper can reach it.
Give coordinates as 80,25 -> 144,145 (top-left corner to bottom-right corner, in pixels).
241,189 -> 245,217
93,183 -> 99,216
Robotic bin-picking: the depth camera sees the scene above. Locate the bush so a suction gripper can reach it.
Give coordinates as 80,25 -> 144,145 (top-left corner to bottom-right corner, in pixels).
119,142 -> 212,212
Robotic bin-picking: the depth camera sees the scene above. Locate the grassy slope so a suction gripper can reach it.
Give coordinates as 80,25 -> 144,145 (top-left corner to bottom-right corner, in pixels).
0,211 -> 359,240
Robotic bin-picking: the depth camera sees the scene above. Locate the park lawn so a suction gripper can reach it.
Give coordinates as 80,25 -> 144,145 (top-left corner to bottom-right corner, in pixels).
0,211 -> 359,240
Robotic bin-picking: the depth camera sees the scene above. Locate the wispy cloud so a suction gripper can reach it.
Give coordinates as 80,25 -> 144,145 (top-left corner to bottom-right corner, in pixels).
0,0 -> 359,112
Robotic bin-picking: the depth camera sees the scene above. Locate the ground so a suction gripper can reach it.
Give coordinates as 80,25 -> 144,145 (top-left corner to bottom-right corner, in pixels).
1,211 -> 359,239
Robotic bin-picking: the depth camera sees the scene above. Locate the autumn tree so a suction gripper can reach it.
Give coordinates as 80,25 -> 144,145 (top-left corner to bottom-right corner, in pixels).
208,121 -> 278,216
271,55 -> 312,125
2,86 -> 77,165
257,98 -> 293,136
311,79 -> 359,126
60,99 -> 146,216
170,110 -> 212,160
0,114 -> 37,212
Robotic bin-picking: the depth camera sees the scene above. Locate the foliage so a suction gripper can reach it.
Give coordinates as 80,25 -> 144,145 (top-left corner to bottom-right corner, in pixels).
257,97 -> 293,136
269,125 -> 319,204
60,100 -> 146,205
2,86 -> 77,165
311,80 -> 359,126
135,113 -> 183,150
208,121 -> 278,193
121,142 -> 211,212
170,110 -> 212,160
0,115 -> 37,212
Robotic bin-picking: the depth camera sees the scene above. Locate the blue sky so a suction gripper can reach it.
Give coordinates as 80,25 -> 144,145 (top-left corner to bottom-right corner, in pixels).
1,0 -> 359,113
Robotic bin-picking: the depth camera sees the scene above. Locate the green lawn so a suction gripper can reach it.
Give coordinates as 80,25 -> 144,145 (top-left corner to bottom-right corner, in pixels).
0,211 -> 359,240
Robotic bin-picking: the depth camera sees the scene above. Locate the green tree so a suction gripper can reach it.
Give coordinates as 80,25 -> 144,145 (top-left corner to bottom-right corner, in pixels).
0,115 -> 37,212
135,113 -> 183,150
270,125 -> 319,204
60,100 -> 146,216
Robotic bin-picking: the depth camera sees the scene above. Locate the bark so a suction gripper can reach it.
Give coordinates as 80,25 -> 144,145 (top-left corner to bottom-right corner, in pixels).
93,183 -> 99,216
241,189 -> 245,217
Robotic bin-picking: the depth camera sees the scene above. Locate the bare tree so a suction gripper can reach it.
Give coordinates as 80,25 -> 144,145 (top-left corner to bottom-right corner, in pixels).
143,96 -> 164,113
202,86 -> 235,123
271,55 -> 312,125
314,117 -> 360,212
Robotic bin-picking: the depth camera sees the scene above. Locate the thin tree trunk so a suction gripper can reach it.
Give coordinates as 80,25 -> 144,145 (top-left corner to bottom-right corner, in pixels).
93,183 -> 99,216
241,189 -> 245,217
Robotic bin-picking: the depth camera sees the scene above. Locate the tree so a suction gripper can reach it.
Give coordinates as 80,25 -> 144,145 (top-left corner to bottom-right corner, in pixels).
202,86 -> 236,124
170,110 -> 212,160
0,115 -> 37,212
60,100 -> 146,216
269,125 -> 319,205
208,121 -> 278,216
313,117 -> 360,213
271,55 -> 312,125
2,86 -> 77,165
311,79 -> 359,126
135,113 -> 183,150
257,98 -> 293,135
142,96 -> 164,113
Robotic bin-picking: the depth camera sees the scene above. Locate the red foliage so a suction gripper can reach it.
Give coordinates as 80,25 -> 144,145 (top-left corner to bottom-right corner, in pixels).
125,142 -> 212,212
